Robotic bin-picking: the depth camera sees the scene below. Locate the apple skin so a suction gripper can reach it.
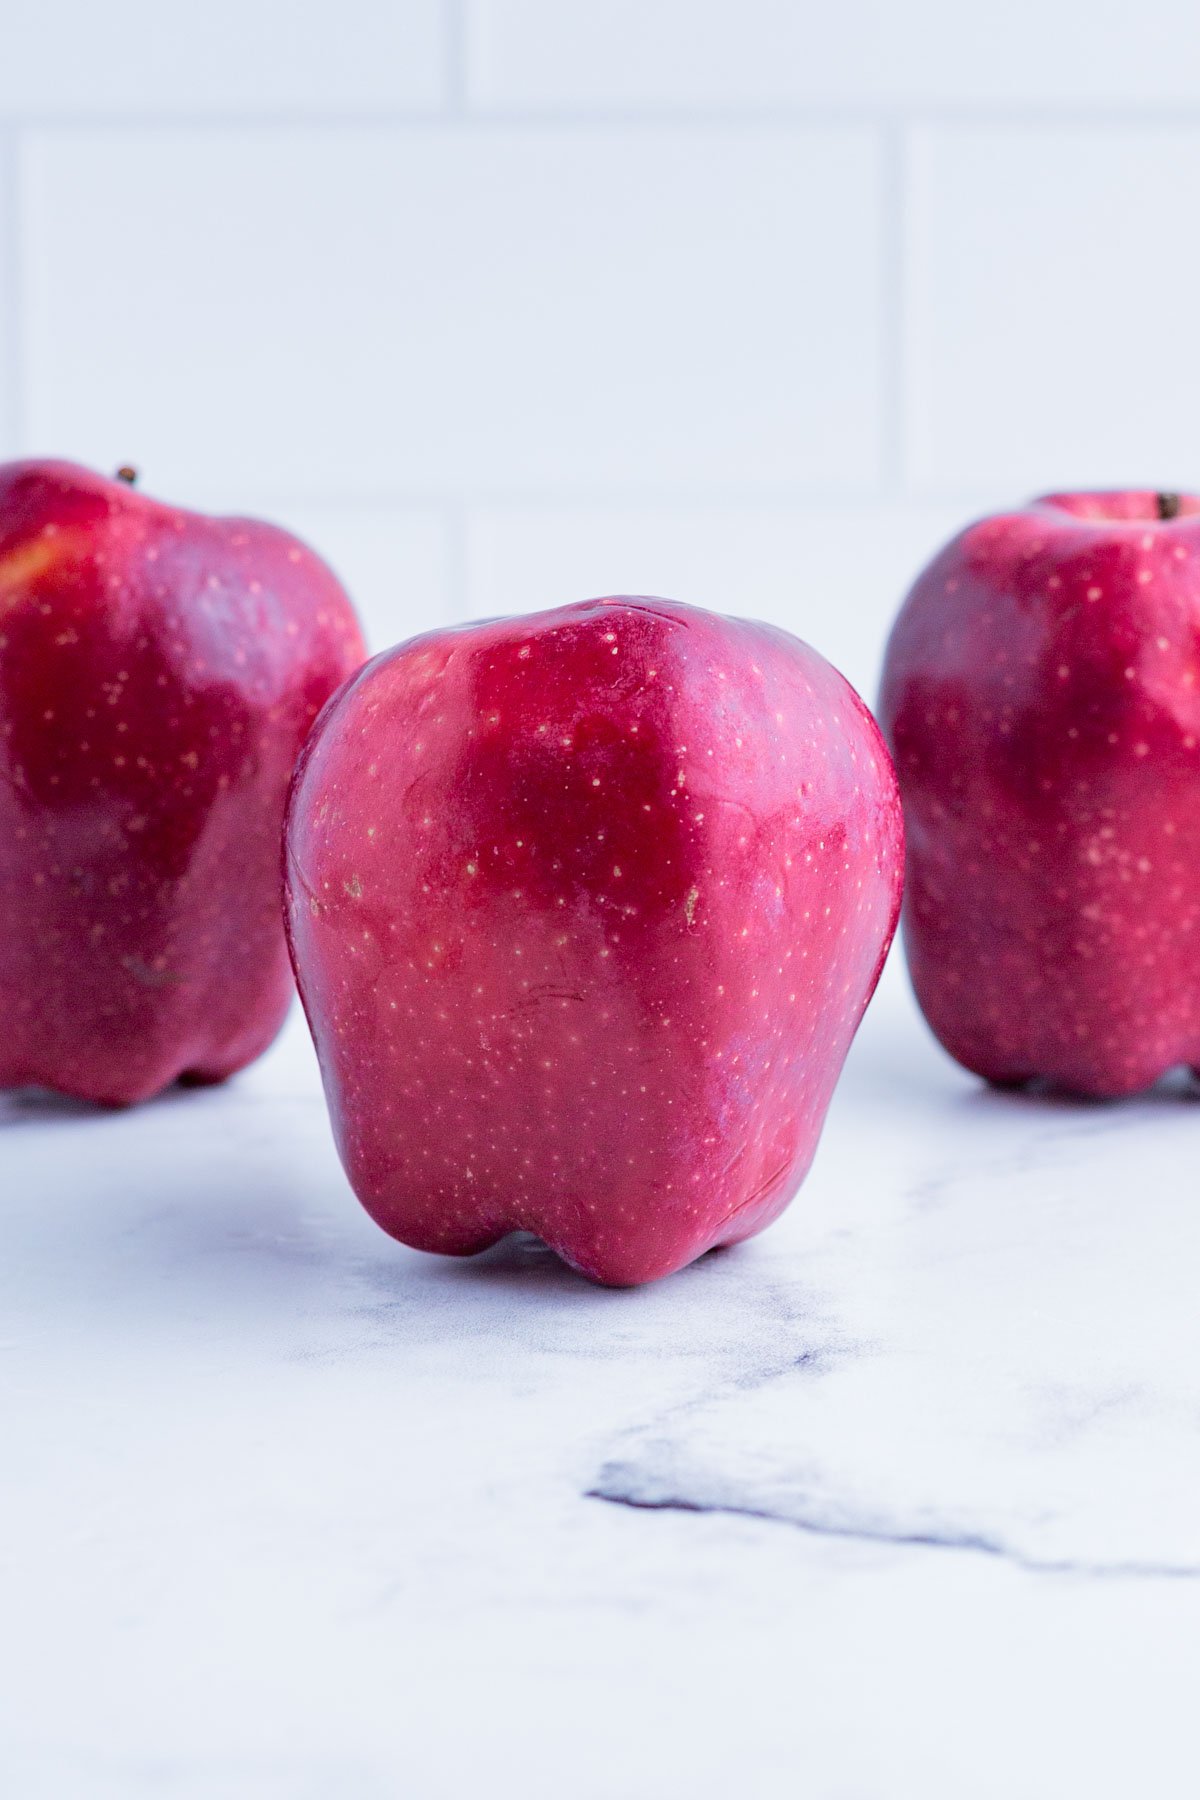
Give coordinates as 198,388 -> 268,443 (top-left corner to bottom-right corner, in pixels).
0,459 -> 365,1104
880,489 -> 1200,1099
285,595 -> 903,1286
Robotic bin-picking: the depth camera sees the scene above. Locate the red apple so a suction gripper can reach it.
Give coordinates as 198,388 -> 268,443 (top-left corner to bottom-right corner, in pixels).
0,459 -> 365,1104
285,595 -> 903,1286
880,489 -> 1200,1098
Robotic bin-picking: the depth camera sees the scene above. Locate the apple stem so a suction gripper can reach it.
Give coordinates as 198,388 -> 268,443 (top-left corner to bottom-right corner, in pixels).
115,465 -> 138,486
1157,491 -> 1181,520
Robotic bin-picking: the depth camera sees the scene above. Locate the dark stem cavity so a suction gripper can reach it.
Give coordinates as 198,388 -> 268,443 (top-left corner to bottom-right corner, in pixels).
1157,491 -> 1182,520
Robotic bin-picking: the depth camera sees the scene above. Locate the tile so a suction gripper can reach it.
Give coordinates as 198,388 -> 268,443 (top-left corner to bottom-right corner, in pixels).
0,1 -> 445,116
468,0 -> 1200,108
21,125 -> 883,497
464,501 -> 973,698
906,125 -> 1200,494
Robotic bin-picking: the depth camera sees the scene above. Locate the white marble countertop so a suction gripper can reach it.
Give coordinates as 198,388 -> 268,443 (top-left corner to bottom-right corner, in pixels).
3,957 -> 1198,1799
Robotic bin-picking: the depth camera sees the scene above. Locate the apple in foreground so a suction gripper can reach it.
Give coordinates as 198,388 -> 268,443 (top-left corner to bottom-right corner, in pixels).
285,595 -> 904,1286
880,489 -> 1200,1098
0,459 -> 365,1104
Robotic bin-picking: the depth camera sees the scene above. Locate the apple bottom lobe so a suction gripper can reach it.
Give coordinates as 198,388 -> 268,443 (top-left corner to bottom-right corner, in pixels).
0,980 -> 293,1108
355,1141 -> 814,1288
176,1065 -> 235,1090
982,1058 -> 1200,1104
977,1059 -> 1200,1104
331,992 -> 863,1287
904,921 -> 1200,1103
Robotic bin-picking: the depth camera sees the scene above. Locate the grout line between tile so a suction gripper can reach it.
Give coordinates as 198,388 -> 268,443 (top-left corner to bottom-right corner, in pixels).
181,486 -> 1006,516
6,104 -> 1200,132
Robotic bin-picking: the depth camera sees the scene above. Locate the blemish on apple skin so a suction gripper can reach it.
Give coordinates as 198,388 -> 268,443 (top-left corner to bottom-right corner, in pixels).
120,953 -> 183,990
684,886 -> 700,927
345,874 -> 363,899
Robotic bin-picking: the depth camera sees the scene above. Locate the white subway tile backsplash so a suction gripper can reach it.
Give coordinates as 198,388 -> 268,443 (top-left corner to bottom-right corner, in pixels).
21,125 -> 882,499
0,2 -> 445,117
5,3 -> 1197,656
905,126 -> 1200,495
464,501 -> 972,697
468,0 -> 1200,110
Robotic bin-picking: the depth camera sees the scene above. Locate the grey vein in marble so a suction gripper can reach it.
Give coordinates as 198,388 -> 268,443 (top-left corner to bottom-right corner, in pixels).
591,1031 -> 1200,1577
